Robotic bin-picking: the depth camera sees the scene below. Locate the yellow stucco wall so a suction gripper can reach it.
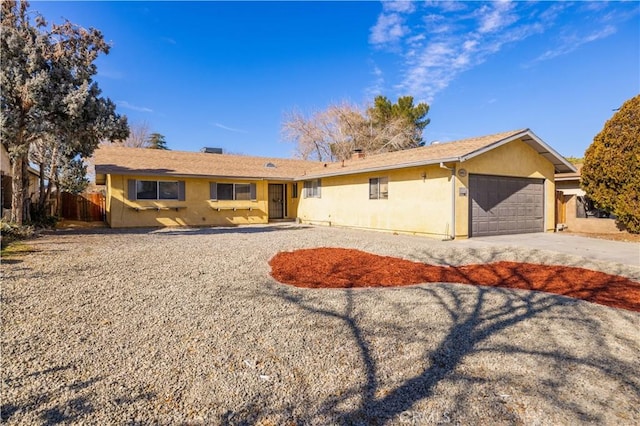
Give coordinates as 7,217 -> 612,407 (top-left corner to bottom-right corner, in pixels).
297,138 -> 557,239
104,139 -> 557,234
105,174 -> 297,228
1,144 -> 11,175
455,139 -> 556,237
297,165 -> 454,238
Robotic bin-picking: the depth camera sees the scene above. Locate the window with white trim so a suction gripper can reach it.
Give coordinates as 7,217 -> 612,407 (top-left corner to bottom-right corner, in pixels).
369,177 -> 388,200
303,179 -> 321,198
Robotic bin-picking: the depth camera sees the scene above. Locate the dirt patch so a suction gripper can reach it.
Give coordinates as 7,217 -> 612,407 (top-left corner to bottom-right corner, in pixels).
564,231 -> 640,243
269,247 -> 640,312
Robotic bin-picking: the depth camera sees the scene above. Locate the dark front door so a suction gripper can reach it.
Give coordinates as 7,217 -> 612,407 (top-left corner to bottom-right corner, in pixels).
268,184 -> 285,219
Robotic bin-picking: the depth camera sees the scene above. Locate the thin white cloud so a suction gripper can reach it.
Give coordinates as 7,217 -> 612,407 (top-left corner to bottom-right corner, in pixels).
365,64 -> 386,98
370,13 -> 409,46
425,1 -> 467,13
394,2 -> 539,102
368,1 -> 629,103
476,1 -> 517,34
406,33 -> 425,45
370,1 -> 538,101
534,25 -> 617,63
383,1 -> 416,14
539,2 -> 571,22
213,122 -> 248,134
117,101 -> 153,113
161,37 -> 177,45
582,2 -> 609,12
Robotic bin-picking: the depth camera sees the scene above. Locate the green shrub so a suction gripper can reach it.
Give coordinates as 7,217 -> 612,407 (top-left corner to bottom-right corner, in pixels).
582,94 -> 640,233
0,220 -> 35,249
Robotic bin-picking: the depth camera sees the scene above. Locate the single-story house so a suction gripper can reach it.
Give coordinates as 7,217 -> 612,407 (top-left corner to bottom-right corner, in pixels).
94,128 -> 576,238
555,163 -> 623,234
1,144 -> 41,219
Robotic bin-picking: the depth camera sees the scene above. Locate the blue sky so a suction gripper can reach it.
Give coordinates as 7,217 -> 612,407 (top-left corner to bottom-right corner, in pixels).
33,1 -> 639,159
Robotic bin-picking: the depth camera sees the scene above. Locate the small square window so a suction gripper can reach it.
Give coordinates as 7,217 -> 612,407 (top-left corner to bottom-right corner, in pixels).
369,177 -> 388,200
304,179 -> 321,198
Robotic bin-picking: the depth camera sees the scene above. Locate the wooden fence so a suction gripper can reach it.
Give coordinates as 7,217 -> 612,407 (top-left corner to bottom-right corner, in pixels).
61,192 -> 106,222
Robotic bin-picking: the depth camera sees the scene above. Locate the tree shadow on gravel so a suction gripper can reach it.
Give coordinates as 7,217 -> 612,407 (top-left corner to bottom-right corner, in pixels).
1,364 -> 95,424
1,363 -> 156,424
267,251 -> 640,424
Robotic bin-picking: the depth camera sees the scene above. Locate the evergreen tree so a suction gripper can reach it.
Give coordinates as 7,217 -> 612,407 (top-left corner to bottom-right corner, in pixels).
147,133 -> 169,150
368,96 -> 430,146
1,0 -> 128,223
58,158 -> 89,195
582,95 -> 640,233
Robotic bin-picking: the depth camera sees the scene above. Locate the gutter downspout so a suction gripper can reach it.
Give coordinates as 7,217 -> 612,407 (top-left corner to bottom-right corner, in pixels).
440,162 -> 456,240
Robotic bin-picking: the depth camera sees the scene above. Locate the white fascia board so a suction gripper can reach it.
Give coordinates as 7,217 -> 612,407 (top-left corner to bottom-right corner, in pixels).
524,129 -> 577,173
554,175 -> 580,181
458,130 -> 528,162
459,129 -> 577,173
295,157 -> 461,181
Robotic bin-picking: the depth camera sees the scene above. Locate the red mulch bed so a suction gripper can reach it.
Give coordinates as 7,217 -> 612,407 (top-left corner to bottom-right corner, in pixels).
269,248 -> 640,312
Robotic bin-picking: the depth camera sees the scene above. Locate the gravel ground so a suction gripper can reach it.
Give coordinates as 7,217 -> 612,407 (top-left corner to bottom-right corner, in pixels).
2,224 -> 639,425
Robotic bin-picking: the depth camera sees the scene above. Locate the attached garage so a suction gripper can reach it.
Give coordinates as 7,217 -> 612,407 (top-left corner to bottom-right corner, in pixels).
96,128 -> 576,236
469,174 -> 544,237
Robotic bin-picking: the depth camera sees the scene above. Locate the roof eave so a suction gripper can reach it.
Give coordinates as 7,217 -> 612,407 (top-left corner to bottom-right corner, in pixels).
554,175 -> 580,181
296,157 -> 461,180
94,168 -> 297,181
459,129 -> 577,173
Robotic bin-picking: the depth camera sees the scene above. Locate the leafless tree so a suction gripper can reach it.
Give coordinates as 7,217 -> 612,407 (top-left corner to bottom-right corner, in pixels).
282,102 -> 422,162
102,121 -> 150,148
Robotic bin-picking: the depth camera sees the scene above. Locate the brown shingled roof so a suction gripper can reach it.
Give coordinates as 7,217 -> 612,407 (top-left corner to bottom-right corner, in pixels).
555,163 -> 582,181
94,146 -> 321,181
301,129 -> 527,178
93,129 -> 575,182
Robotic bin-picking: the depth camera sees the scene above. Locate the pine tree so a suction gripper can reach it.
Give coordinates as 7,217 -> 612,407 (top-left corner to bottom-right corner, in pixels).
147,133 -> 169,150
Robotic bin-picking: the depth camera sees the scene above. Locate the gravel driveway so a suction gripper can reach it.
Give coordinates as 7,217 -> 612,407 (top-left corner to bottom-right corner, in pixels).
2,224 -> 639,425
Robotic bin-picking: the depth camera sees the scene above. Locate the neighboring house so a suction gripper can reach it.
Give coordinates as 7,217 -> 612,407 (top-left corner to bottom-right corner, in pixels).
555,164 -> 622,234
1,144 -> 40,219
94,128 -> 576,238
1,144 -> 11,214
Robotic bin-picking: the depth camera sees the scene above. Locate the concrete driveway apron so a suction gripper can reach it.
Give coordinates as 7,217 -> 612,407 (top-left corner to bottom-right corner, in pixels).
456,233 -> 640,267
